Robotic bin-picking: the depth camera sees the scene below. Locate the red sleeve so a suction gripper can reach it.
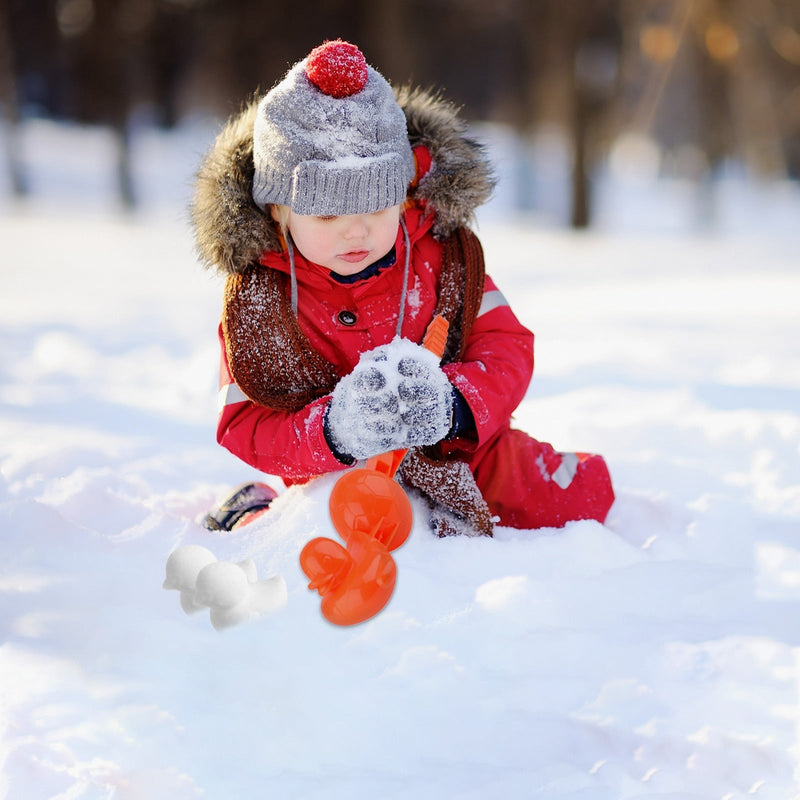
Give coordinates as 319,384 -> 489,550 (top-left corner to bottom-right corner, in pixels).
441,275 -> 534,449
215,326 -> 348,483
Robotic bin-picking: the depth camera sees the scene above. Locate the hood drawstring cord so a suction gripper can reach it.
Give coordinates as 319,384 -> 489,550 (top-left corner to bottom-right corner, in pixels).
395,214 -> 411,338
286,232 -> 299,316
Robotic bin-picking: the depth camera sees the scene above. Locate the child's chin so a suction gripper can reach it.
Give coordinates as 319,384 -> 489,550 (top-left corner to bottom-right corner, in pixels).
330,261 -> 368,276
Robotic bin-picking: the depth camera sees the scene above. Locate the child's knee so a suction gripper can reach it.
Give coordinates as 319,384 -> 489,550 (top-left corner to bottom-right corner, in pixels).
474,431 -> 614,529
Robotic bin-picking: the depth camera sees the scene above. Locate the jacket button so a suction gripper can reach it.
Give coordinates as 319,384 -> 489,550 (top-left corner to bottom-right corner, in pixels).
338,310 -> 357,326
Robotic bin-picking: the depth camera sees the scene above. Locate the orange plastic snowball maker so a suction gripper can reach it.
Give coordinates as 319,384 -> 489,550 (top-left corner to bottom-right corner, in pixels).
328,457 -> 413,551
300,316 -> 450,626
300,531 -> 397,626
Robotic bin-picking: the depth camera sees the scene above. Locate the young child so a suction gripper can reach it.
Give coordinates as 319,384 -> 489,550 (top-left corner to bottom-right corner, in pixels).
192,40 -> 614,536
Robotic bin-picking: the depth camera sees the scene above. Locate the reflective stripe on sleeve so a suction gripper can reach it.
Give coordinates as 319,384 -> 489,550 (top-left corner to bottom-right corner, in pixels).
218,382 -> 249,412
477,289 -> 509,318
551,452 -> 580,489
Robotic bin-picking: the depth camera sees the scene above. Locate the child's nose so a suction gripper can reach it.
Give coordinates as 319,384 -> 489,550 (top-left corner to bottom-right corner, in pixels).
343,216 -> 368,238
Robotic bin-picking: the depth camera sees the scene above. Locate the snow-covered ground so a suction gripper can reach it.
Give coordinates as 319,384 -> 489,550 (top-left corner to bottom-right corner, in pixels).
1,119 -> 800,799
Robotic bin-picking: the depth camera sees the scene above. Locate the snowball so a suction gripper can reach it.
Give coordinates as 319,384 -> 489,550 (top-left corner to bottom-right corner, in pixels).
162,545 -> 216,591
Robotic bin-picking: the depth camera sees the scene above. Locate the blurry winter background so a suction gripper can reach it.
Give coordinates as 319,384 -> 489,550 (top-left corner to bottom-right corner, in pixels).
2,2 -> 800,798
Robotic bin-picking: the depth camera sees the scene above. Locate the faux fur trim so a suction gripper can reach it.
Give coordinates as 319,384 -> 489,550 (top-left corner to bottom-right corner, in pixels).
191,87 -> 495,276
398,85 -> 495,241
191,97 -> 277,275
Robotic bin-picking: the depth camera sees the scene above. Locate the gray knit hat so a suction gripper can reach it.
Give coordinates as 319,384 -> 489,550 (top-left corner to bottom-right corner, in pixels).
252,40 -> 416,216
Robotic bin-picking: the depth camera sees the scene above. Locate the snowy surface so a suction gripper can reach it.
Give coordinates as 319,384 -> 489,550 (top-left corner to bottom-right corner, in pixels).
1,120 -> 800,799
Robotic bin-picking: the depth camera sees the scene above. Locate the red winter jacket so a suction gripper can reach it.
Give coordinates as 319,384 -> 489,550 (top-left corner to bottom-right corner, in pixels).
216,206 -> 534,484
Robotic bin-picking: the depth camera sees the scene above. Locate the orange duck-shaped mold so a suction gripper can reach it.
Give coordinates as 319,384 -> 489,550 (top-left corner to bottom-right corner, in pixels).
300,451 -> 413,626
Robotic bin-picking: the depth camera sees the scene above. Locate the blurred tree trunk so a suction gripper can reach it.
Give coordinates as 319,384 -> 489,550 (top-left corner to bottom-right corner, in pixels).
570,75 -> 591,228
729,2 -> 786,177
0,1 -> 26,196
518,0 -> 621,227
561,1 -> 622,228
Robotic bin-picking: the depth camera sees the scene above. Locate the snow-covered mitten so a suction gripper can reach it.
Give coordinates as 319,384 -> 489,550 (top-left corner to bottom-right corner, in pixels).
326,362 -> 404,460
326,339 -> 454,461
399,449 -> 494,537
395,350 -> 453,436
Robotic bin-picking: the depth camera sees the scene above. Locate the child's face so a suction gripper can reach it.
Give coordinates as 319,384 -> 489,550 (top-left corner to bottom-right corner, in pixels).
281,205 -> 401,276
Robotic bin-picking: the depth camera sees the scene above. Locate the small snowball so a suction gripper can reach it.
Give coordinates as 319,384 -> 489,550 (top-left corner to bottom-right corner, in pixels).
195,561 -> 250,609
162,545 -> 216,591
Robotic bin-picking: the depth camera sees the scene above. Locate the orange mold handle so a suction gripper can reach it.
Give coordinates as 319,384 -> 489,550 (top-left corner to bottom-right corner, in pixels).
421,313 -> 449,361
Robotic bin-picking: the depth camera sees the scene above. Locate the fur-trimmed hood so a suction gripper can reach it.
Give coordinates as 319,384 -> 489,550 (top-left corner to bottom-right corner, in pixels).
191,86 -> 495,276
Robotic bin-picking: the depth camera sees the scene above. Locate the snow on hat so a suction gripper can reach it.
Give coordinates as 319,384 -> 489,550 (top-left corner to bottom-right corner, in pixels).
252,40 -> 415,216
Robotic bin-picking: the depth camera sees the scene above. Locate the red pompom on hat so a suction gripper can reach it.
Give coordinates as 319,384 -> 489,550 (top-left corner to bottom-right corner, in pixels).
305,39 -> 368,98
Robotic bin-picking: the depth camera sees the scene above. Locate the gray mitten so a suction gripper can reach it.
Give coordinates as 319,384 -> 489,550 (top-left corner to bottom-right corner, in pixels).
326,339 -> 454,461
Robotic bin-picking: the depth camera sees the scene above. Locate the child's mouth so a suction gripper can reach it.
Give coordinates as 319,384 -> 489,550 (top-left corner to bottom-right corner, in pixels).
339,249 -> 370,264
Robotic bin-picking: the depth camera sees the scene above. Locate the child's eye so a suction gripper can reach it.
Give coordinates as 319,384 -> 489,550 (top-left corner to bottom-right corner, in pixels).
317,215 -> 338,222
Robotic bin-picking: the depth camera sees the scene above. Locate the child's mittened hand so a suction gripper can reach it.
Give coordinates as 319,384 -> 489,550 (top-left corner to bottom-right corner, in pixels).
395,352 -> 453,441
326,363 -> 405,460
326,340 -> 454,460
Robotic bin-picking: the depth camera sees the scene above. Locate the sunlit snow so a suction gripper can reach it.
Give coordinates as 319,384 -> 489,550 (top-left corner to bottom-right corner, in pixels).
1,119 -> 800,799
